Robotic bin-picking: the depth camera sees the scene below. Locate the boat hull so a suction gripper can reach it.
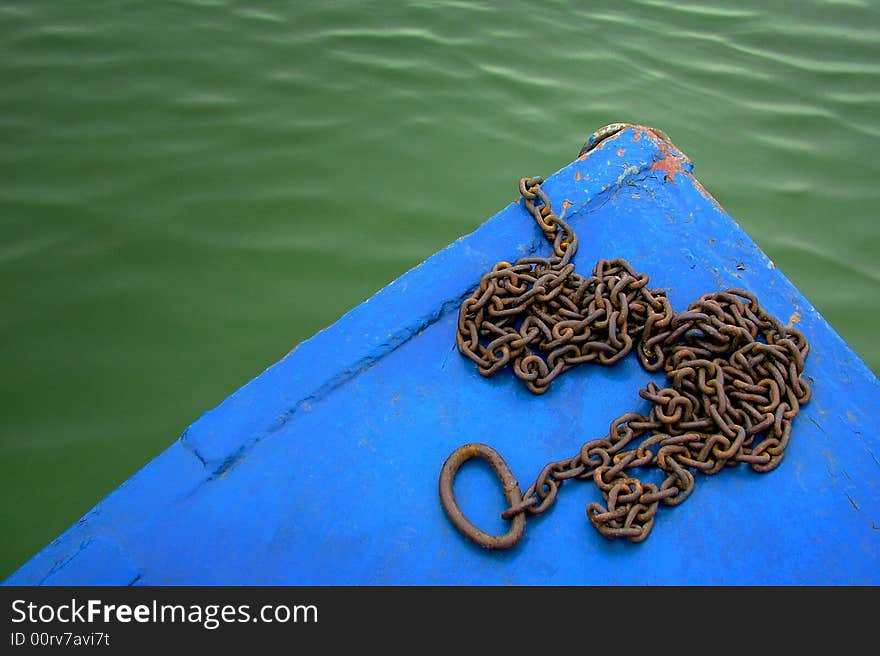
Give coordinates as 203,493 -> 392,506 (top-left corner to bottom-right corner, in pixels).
6,125 -> 879,585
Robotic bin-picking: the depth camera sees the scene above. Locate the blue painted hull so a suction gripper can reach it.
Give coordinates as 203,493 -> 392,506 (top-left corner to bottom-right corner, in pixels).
6,125 -> 879,585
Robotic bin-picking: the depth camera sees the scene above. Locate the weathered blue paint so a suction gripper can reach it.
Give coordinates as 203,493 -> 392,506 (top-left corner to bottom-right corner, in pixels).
6,126 -> 879,585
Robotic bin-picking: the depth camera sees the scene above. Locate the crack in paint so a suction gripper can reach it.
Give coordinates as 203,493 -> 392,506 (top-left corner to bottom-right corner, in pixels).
37,539 -> 92,586
845,493 -> 860,511
195,281 -> 520,479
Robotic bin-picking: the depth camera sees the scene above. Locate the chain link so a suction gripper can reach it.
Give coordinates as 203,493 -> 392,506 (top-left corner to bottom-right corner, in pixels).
440,168 -> 811,549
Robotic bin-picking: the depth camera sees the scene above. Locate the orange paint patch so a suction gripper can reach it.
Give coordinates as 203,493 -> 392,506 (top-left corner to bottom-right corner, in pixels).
648,134 -> 690,183
650,154 -> 686,182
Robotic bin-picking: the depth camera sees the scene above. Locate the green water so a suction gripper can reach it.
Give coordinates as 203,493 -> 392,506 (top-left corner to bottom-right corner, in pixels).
2,0 -> 878,578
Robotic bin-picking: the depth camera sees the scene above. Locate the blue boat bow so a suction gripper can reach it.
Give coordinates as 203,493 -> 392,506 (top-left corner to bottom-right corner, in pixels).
6,124 -> 879,585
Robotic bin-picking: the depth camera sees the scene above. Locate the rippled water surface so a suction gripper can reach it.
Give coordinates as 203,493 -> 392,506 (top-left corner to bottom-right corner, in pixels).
2,0 -> 879,576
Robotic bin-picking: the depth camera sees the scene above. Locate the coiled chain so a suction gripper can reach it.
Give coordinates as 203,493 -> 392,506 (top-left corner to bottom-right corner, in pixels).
440,172 -> 811,548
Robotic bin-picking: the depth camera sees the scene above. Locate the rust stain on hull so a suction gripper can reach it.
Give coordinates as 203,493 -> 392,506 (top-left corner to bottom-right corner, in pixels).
651,152 -> 687,182
577,122 -> 728,213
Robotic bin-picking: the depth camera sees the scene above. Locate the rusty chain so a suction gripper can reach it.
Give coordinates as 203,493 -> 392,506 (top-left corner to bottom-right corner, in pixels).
439,158 -> 811,549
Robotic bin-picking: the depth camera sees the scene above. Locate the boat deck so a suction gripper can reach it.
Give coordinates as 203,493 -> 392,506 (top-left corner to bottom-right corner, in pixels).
6,125 -> 879,585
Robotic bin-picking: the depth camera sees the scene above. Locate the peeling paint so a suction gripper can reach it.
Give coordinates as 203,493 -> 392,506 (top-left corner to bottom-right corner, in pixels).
650,149 -> 688,182
578,125 -> 720,218
615,164 -> 641,187
597,123 -> 726,211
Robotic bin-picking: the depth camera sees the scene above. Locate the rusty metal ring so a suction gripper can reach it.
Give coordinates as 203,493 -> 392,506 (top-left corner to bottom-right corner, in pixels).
439,443 -> 526,550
